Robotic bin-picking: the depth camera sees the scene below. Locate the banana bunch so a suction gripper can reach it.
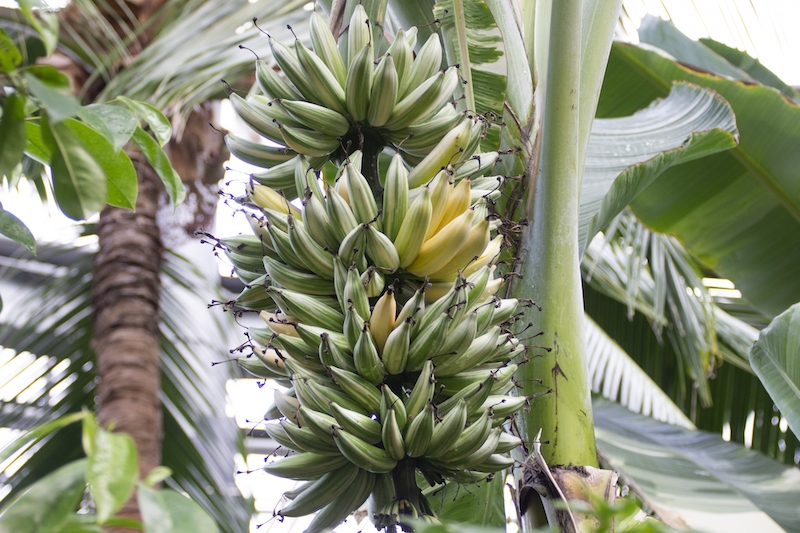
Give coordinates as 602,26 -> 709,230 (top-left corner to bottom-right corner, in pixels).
219,8 -> 528,533
226,5 -> 479,175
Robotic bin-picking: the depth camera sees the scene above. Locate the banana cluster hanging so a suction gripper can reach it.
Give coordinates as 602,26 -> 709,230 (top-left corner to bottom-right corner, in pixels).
221,6 -> 529,532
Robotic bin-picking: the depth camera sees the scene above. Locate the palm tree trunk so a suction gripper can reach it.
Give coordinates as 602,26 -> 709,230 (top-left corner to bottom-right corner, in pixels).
90,102 -> 226,527
92,156 -> 164,523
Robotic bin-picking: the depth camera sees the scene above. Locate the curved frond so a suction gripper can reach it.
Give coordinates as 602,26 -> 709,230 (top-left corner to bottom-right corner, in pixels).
583,211 -> 719,404
0,240 -> 252,531
586,315 -> 693,428
97,0 -> 310,130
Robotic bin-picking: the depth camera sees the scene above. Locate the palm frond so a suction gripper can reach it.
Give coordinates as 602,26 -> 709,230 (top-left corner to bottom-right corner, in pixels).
583,210 -> 718,404
96,0 -> 310,130
0,239 -> 252,531
586,315 -> 693,428
585,278 -> 800,466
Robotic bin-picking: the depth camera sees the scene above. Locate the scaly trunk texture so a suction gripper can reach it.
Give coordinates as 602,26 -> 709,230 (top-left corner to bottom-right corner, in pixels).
92,155 -> 164,526
89,100 -> 226,530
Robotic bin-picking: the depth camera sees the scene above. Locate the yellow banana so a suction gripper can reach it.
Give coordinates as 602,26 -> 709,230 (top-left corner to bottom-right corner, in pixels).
406,211 -> 472,278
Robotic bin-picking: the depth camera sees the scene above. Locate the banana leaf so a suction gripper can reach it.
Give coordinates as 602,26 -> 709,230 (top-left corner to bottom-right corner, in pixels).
598,18 -> 800,319
595,398 -> 800,533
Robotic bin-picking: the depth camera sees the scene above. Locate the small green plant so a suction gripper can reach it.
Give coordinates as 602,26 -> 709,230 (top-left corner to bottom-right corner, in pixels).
0,411 -> 218,533
0,0 -> 183,260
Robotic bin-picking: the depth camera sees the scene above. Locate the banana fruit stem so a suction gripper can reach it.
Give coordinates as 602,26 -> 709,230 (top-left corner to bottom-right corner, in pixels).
392,457 -> 421,530
361,135 -> 384,199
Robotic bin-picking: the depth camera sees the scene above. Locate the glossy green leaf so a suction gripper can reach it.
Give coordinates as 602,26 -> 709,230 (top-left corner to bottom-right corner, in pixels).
580,82 -> 738,255
143,466 -> 172,487
43,116 -> 107,220
132,125 -> 184,207
0,202 -> 36,255
85,103 -> 139,151
0,28 -> 22,73
698,38 -> 800,104
64,118 -> 137,209
750,303 -> 800,440
0,459 -> 87,533
23,72 -> 80,123
595,398 -> 800,533
599,21 -> 800,319
0,93 -> 27,180
117,96 -> 172,146
16,0 -> 59,55
138,485 -> 219,533
637,15 -> 750,81
24,122 -> 51,164
77,107 -> 117,148
428,470 -> 505,527
0,412 -> 87,465
86,428 -> 138,524
22,65 -> 72,91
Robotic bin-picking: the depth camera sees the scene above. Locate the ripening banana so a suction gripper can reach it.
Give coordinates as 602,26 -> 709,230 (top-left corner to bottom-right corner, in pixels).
223,9 -> 530,533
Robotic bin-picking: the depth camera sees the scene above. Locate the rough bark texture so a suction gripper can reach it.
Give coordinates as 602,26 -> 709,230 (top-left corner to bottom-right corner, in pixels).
92,155 -> 164,525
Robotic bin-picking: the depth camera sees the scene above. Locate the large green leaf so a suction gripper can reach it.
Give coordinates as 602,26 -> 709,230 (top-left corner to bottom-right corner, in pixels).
42,117 -> 107,221
698,39 -> 800,104
86,426 -> 138,524
81,104 -> 138,151
138,485 -> 219,533
749,303 -> 800,440
117,96 -> 172,147
22,72 -> 80,124
0,93 -> 27,180
63,118 -> 138,210
595,398 -> 800,533
427,472 -> 505,527
598,21 -> 800,319
0,201 -> 35,255
0,459 -> 87,533
131,126 -> 185,207
580,82 -> 738,255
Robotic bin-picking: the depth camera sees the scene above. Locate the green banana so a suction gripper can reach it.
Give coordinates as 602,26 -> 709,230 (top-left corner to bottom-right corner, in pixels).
225,134 -> 295,168
333,426 -> 397,473
309,10 -> 347,86
354,323 -> 386,384
345,44 -> 374,122
279,98 -> 351,137
367,53 -> 398,127
381,316 -> 411,375
404,360 -> 435,418
381,407 -> 406,461
256,59 -> 303,100
328,365 -> 382,414
403,403 -> 435,458
295,40 -> 348,115
278,463 -> 361,517
330,401 -> 382,444
263,452 -> 349,480
304,468 -> 375,533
